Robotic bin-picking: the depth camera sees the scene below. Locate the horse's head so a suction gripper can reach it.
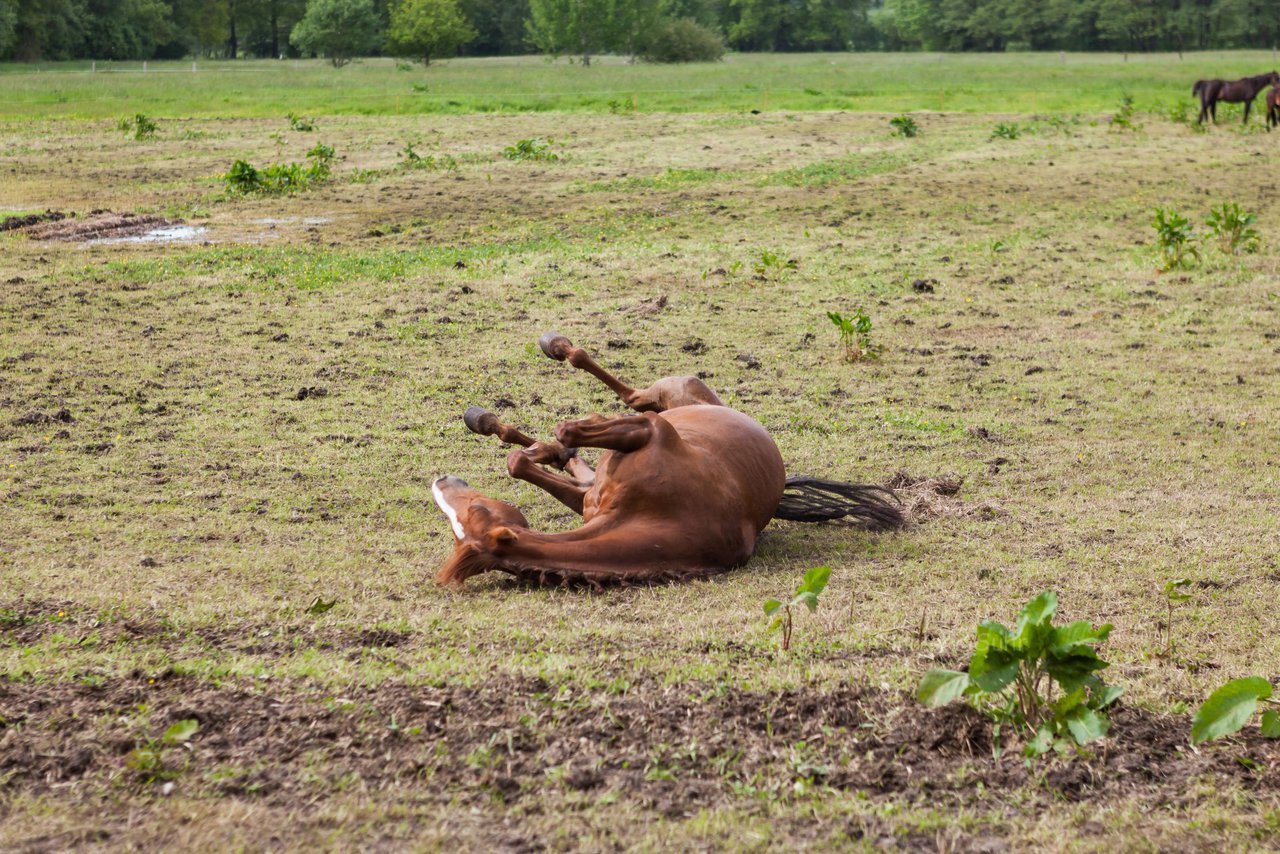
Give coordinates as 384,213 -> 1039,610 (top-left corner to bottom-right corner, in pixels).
431,475 -> 529,586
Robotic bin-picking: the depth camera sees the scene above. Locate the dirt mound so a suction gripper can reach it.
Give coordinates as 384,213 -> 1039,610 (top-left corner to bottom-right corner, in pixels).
0,210 -> 66,232
887,471 -> 1008,522
22,211 -> 175,242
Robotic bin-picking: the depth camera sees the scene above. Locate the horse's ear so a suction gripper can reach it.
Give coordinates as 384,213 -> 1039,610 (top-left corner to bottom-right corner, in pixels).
486,527 -> 518,553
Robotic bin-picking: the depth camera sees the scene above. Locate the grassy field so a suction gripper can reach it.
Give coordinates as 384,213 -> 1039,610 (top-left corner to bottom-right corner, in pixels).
2,54 -> 1280,850
4,50 -> 1280,117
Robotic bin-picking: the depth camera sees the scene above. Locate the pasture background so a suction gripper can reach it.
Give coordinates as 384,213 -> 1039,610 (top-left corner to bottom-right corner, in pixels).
2,52 -> 1280,850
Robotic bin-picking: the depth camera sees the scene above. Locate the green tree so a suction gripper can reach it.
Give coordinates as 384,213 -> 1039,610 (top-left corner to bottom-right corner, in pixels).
526,0 -> 612,64
290,0 -> 381,65
386,0 -> 475,64
0,0 -> 16,56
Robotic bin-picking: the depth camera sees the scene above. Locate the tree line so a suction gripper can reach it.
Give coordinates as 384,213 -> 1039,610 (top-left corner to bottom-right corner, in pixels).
2,0 -> 1276,63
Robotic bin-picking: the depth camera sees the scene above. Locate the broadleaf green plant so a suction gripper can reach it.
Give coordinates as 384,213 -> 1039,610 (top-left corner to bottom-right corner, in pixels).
764,566 -> 831,651
1191,677 -> 1280,744
826,309 -> 880,362
1153,208 -> 1199,270
917,591 -> 1122,758
889,115 -> 919,138
1204,202 -> 1259,255
126,718 -> 199,783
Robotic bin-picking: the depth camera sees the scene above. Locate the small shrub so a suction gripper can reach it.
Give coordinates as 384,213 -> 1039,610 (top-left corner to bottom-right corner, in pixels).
1204,202 -> 1259,255
607,98 -> 637,114
222,143 -> 336,195
890,115 -> 919,138
503,137 -> 559,162
826,309 -> 879,361
991,122 -> 1020,140
1152,208 -> 1199,270
1109,93 -> 1140,132
287,112 -> 316,132
764,566 -> 830,651
1191,677 -> 1280,744
118,113 -> 158,140
918,591 -> 1122,758
637,17 -> 725,64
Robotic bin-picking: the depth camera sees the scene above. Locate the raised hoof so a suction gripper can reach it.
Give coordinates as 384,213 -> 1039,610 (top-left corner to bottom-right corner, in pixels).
538,332 -> 573,361
462,406 -> 501,436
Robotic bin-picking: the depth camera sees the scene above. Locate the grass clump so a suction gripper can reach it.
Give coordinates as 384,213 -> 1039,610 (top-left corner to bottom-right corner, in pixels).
223,143 -> 336,195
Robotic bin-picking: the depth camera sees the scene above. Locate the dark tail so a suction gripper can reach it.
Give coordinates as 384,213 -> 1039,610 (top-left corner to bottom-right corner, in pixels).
774,476 -> 906,530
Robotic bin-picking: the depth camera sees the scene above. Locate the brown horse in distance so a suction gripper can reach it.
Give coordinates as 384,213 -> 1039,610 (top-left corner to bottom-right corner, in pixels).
1267,85 -> 1280,130
431,333 -> 904,587
1194,72 -> 1280,124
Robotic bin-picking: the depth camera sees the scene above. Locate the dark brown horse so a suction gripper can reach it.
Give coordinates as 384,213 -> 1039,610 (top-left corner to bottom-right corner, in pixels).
431,333 -> 904,587
1194,72 -> 1280,124
1267,85 -> 1280,130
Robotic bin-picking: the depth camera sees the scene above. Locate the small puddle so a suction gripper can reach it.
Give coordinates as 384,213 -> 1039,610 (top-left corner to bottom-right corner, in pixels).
89,225 -> 207,245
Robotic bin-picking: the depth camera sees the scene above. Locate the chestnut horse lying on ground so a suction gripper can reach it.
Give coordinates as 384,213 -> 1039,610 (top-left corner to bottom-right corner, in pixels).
431,333 -> 904,587
1194,72 -> 1280,124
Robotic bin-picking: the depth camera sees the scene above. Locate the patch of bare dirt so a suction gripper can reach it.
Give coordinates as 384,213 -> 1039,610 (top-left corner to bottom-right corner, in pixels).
2,672 -> 1276,821
22,212 -> 175,242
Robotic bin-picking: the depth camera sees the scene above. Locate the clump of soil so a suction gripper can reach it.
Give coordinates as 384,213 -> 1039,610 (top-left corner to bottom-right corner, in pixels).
0,210 -> 66,232
22,211 -> 176,242
886,471 -> 1006,522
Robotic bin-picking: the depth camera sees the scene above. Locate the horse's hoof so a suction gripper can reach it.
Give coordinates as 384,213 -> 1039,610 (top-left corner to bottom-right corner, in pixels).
462,406 -> 500,436
539,332 -> 573,361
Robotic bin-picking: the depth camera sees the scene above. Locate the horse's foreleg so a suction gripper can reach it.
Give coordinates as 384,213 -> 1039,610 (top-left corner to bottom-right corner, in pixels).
506,447 -> 589,514
555,413 -> 658,453
463,406 -> 582,471
538,332 -> 640,405
1244,100 -> 1253,123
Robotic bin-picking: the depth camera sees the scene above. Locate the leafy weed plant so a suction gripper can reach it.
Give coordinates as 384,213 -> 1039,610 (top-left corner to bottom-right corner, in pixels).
764,566 -> 830,651
118,113 -> 158,140
917,591 -> 1122,758
1191,677 -> 1280,744
826,309 -> 880,361
402,143 -> 459,172
1153,208 -> 1199,270
890,115 -> 919,137
1204,202 -> 1259,255
223,143 -> 335,195
1160,578 -> 1192,657
503,137 -> 559,162
991,122 -> 1020,140
1109,94 -> 1140,131
126,719 -> 199,783
752,248 -> 796,278
287,112 -> 316,132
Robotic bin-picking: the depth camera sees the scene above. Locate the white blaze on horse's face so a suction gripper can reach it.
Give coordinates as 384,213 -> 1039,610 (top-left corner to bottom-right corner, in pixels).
431,476 -> 467,540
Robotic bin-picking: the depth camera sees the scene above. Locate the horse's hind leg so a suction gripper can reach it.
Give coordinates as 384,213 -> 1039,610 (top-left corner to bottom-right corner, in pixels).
539,332 -> 722,412
555,412 -> 662,453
